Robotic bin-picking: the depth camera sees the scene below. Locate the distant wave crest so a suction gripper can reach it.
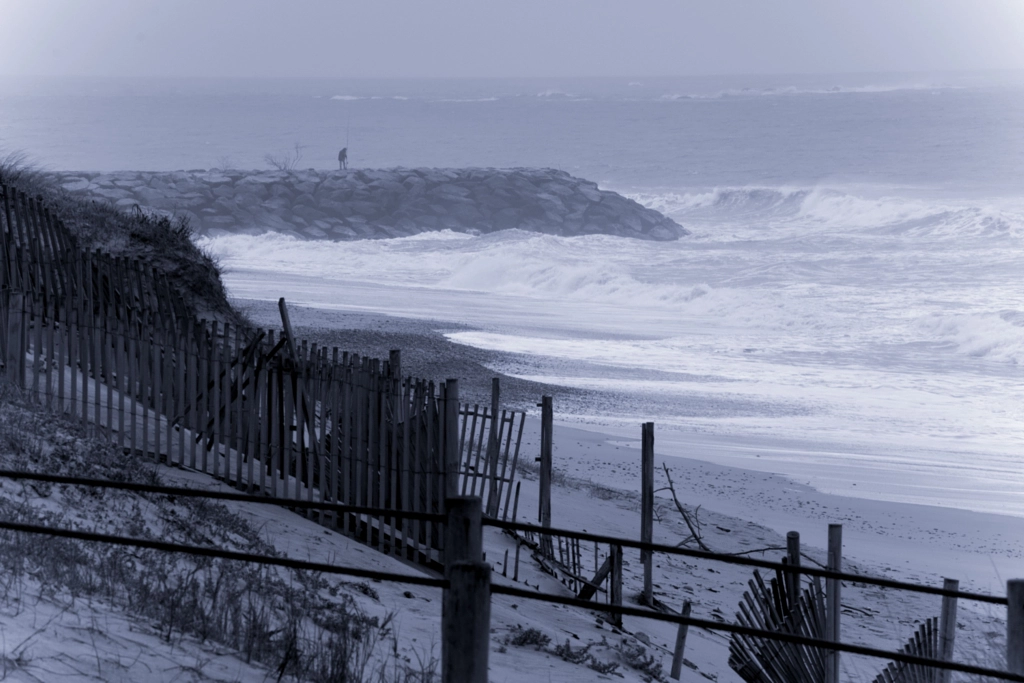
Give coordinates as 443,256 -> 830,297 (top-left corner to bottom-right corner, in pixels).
321,83 -> 957,104
329,95 -> 410,101
628,186 -> 1024,240
659,83 -> 958,101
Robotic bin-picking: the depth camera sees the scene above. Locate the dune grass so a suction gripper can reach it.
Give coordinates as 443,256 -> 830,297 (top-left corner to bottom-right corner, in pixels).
0,383 -> 436,681
0,151 -> 243,325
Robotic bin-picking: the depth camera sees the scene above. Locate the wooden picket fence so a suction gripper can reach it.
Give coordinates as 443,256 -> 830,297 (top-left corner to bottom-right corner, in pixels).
0,181 -> 525,569
5,180 -> 1024,683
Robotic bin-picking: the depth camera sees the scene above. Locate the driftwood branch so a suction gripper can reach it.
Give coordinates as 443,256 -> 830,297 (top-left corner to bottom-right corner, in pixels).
718,545 -> 787,558
661,464 -> 711,552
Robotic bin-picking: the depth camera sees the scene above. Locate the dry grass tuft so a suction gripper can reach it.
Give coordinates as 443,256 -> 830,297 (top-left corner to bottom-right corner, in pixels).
0,386 -> 435,682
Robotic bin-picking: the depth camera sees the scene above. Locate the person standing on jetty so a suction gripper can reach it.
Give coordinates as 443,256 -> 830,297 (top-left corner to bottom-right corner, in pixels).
338,147 -> 348,170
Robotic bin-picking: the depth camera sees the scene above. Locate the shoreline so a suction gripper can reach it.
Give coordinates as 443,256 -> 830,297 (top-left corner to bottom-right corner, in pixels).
233,296 -> 604,412
221,256 -> 1024,520
236,296 -> 1024,593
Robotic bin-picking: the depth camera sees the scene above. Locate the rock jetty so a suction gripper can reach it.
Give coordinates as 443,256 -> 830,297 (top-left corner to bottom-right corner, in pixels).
53,168 -> 685,241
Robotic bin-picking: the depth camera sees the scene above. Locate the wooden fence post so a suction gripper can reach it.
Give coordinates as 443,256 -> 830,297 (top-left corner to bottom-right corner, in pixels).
825,524 -> 843,683
786,531 -> 801,610
442,560 -> 491,683
1008,579 -> 1024,674
444,379 -> 460,500
444,495 -> 482,574
938,577 -> 958,683
538,395 -> 553,558
609,544 -> 623,628
641,421 -> 655,606
277,297 -> 298,359
670,601 -> 692,680
485,377 -> 501,517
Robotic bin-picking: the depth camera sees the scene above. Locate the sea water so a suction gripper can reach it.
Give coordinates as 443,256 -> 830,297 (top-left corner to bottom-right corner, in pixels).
2,74 -> 1022,515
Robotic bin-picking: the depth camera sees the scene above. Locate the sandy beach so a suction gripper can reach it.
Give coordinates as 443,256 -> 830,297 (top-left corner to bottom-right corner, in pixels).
236,296 -> 1023,680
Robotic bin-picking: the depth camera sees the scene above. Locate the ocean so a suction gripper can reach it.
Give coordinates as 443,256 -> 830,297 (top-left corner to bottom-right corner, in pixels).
2,74 -> 1022,515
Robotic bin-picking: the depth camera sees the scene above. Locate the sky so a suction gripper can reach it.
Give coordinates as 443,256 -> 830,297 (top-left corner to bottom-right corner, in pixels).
1,0 -> 1024,78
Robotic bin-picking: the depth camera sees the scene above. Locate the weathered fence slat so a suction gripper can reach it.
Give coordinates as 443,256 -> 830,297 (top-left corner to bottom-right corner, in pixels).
211,320 -> 221,478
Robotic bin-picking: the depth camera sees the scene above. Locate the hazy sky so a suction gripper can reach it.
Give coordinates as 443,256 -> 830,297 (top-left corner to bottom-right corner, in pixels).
2,0 -> 1024,78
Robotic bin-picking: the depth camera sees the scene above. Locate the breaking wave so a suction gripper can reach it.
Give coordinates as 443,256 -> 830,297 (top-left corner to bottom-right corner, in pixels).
627,186 -> 1024,240
919,312 -> 1024,365
202,229 -> 818,334
201,179 -> 1024,361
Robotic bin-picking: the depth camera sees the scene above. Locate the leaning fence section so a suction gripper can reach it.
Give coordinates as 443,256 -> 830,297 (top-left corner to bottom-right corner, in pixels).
0,180 -> 525,571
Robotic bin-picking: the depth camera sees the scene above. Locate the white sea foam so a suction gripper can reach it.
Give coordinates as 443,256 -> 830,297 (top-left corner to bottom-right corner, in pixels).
201,184 -> 1022,319
203,230 -> 804,338
627,186 -> 808,219
919,313 -> 1024,365
203,215 -> 1013,355
438,240 -> 708,304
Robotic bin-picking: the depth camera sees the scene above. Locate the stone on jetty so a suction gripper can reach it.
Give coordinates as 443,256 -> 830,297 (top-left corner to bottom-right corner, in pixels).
53,168 -> 686,241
